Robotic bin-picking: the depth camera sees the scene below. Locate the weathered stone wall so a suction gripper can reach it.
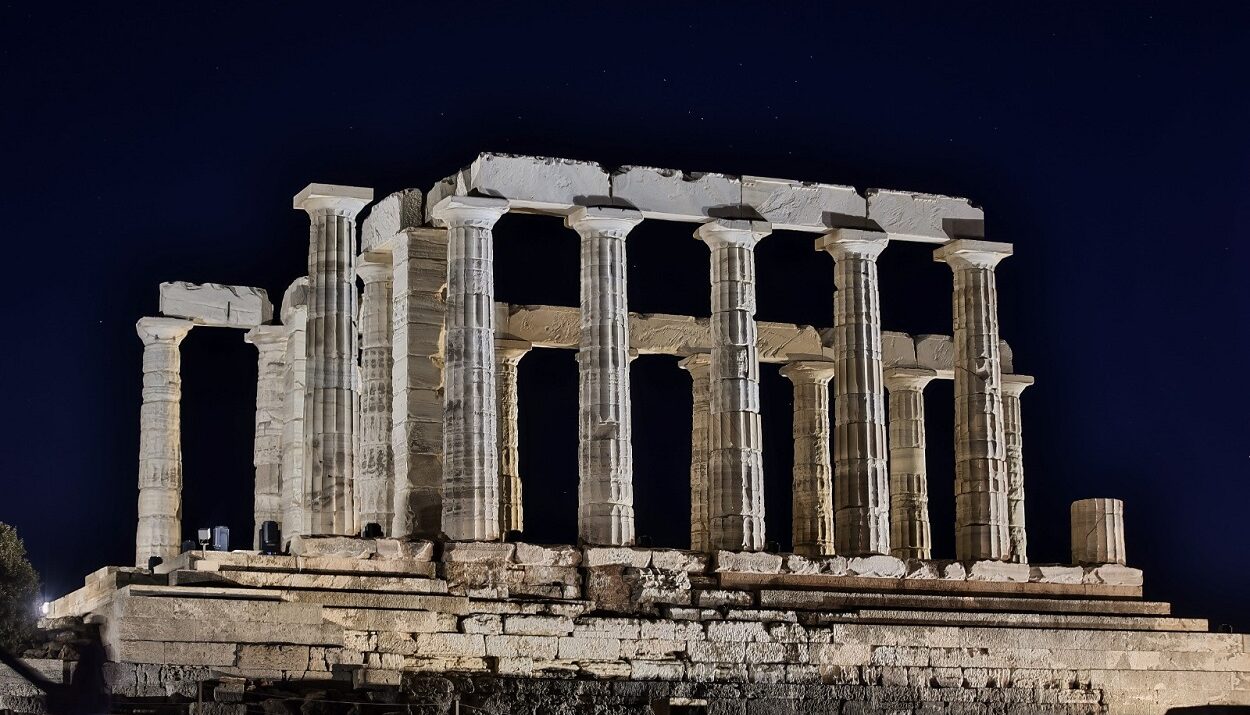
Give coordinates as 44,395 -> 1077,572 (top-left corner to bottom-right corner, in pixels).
22,539 -> 1249,715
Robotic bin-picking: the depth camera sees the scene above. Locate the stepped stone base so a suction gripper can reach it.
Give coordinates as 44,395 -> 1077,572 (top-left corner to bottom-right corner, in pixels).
3,538 -> 1247,715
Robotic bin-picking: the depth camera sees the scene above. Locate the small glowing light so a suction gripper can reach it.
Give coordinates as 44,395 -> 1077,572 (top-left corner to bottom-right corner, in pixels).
40,601 -> 50,616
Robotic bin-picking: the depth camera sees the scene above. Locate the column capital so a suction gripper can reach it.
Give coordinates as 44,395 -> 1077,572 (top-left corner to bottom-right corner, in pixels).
293,183 -> 373,218
779,360 -> 837,384
431,195 -> 509,229
243,324 -> 289,349
565,206 -> 643,238
1002,373 -> 1035,397
678,353 -> 711,375
136,317 -> 194,345
883,366 -> 938,392
815,228 -> 889,261
357,251 -> 394,283
496,338 -> 533,364
694,219 -> 771,249
934,239 -> 1013,270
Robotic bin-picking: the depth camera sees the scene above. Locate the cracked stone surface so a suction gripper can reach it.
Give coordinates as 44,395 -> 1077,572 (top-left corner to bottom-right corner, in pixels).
244,325 -> 288,545
159,281 -> 272,328
884,367 -> 938,561
1003,374 -> 1034,564
496,340 -> 530,535
779,361 -> 837,557
1071,498 -> 1126,566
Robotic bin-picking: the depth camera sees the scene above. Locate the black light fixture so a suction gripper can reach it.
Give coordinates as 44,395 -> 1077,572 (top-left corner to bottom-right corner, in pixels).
361,522 -> 383,539
147,556 -> 163,572
258,521 -> 281,555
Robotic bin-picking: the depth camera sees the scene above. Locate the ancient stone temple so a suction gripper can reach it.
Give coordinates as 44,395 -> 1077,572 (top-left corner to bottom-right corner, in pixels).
7,154 -> 1248,714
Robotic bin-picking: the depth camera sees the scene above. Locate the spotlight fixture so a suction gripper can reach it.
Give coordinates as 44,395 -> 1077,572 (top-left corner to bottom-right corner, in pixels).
258,521 -> 281,555
211,526 -> 230,552
197,528 -> 211,551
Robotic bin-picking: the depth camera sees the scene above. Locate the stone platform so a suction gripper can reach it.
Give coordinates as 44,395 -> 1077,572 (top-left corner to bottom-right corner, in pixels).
3,537 -> 1243,714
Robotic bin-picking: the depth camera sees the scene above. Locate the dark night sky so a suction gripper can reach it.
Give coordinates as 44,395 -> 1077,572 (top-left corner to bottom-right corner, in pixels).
2,3 -> 1247,629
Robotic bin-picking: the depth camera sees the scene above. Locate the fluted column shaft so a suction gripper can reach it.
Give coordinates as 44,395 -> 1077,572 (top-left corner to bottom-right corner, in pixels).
679,354 -> 712,552
244,325 -> 288,546
432,196 -> 509,541
696,219 -> 772,551
1003,374 -> 1034,564
935,239 -> 1014,561
1071,498 -> 1126,565
357,254 -> 394,532
884,368 -> 937,560
135,318 -> 194,567
280,280 -> 309,539
295,184 -> 372,535
496,340 -> 531,535
780,361 -> 838,557
818,230 -> 890,556
567,207 -> 644,545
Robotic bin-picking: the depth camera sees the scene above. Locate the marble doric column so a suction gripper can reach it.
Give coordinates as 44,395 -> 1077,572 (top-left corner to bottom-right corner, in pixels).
678,353 -> 712,552
388,227 -> 449,538
356,252 -> 394,533
817,229 -> 890,556
567,207 -> 644,545
883,367 -> 937,561
696,219 -> 771,551
280,278 -> 309,539
1003,374 -> 1034,564
496,339 -> 531,535
1071,498 -> 1126,565
135,317 -> 194,567
294,183 -> 373,535
431,196 -> 509,541
779,361 -> 838,557
243,325 -> 288,546
934,239 -> 1014,561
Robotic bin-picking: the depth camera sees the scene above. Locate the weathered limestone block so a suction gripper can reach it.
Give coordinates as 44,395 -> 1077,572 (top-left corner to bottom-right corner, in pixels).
1030,565 -> 1084,584
387,227 -> 449,538
1002,374 -> 1034,564
866,189 -> 983,243
584,546 -> 652,569
568,207 -> 644,545
965,560 -> 1030,582
818,229 -> 891,556
433,196 -> 509,541
429,153 -> 609,215
846,555 -> 906,578
135,317 -> 194,567
289,535 -> 377,559
159,281 -> 272,328
697,219 -> 771,551
913,333 -> 954,373
649,549 -> 709,573
1083,564 -> 1143,586
514,543 -> 580,567
779,361 -> 837,556
740,176 -> 865,232
881,331 -> 917,367
294,183 -> 373,535
783,554 -> 848,576
1071,498 -> 1127,565
279,278 -> 309,539
360,189 -> 424,253
355,253 -> 394,533
713,551 -> 783,574
883,367 -> 937,561
679,354 -> 712,551
244,325 -> 288,544
935,239 -> 1013,561
612,166 -> 739,222
442,542 -> 515,564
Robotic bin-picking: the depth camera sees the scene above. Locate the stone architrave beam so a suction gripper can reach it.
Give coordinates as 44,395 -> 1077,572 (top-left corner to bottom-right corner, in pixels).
243,325 -> 288,546
935,239 -> 1014,561
1003,374 -> 1035,564
678,354 -> 712,552
696,219 -> 771,552
294,183 -> 373,536
1071,498 -> 1127,566
779,361 -> 838,557
135,317 -> 194,567
495,339 -> 531,535
159,282 -> 273,328
355,252 -> 395,534
884,367 -> 938,561
426,153 -> 978,240
567,207 -> 644,546
279,278 -> 309,540
432,195 -> 510,541
818,229 -> 891,557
